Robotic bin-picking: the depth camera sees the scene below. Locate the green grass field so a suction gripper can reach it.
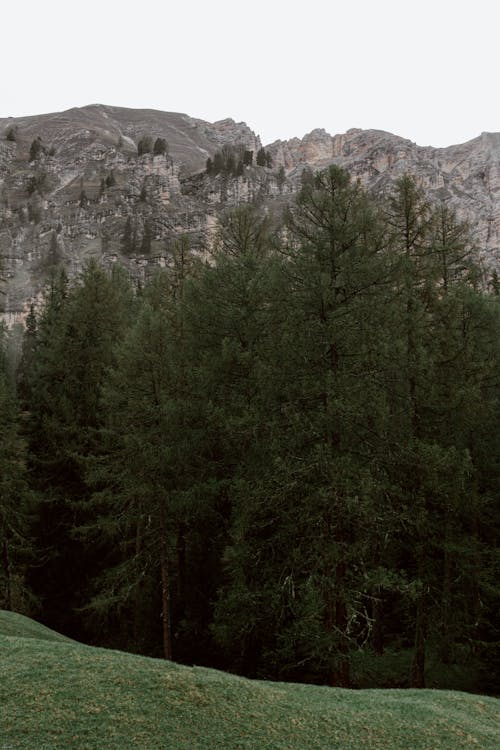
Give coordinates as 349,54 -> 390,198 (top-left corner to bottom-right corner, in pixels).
0,610 -> 498,749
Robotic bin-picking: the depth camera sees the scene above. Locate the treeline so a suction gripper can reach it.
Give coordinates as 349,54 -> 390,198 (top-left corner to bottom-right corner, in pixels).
206,145 -> 272,176
1,167 -> 499,691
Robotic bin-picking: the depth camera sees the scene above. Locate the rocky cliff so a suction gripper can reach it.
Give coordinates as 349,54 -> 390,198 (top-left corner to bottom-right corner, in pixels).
268,128 -> 500,272
1,104 -> 498,321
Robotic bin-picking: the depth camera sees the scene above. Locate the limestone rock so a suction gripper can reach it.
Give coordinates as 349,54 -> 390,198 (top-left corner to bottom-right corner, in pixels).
0,105 -> 499,320
268,128 -> 500,271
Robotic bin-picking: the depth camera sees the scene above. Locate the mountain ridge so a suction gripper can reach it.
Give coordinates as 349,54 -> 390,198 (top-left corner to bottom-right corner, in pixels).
1,105 -> 499,321
2,103 -> 493,150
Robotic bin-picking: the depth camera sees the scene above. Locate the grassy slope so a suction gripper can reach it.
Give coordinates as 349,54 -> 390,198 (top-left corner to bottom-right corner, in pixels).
0,612 -> 498,750
0,610 -> 74,643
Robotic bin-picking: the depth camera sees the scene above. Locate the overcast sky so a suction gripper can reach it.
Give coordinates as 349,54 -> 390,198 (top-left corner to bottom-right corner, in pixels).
2,0 -> 498,147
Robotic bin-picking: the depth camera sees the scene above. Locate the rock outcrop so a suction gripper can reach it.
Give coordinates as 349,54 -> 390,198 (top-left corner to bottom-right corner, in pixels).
268,128 -> 500,272
0,105 -> 498,321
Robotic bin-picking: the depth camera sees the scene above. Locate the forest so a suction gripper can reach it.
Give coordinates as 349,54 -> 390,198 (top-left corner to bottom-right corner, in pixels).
0,166 -> 498,692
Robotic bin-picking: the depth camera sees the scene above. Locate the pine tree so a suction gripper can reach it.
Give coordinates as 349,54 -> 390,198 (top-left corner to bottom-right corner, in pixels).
276,165 -> 286,193
153,137 -> 168,156
137,136 -> 153,156
260,166 -> 390,685
212,152 -> 224,175
85,250 -> 207,658
210,168 -> 400,686
380,176 -> 496,687
22,263 -> 134,639
256,148 -> 267,167
0,326 -> 33,611
29,137 -> 45,162
17,304 -> 37,404
185,205 -> 279,672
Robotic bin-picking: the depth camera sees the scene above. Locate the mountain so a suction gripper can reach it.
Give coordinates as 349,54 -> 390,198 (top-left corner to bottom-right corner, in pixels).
1,105 -> 499,321
268,127 -> 500,274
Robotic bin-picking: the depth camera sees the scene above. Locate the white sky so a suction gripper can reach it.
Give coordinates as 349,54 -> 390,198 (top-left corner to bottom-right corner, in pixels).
1,0 -> 499,147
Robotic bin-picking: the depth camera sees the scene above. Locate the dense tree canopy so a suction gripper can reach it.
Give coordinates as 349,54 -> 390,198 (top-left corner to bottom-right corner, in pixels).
5,167 -> 499,692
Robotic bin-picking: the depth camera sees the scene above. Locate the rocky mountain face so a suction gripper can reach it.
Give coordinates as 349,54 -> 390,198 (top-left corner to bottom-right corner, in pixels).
1,104 -> 499,322
268,127 -> 500,271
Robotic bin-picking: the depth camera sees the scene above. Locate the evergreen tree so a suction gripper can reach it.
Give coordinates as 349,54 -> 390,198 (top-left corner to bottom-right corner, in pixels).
256,148 -> 265,166
29,137 -> 45,162
187,205 -> 310,678
222,145 -> 235,175
254,147 -> 273,168
276,165 -> 286,193
380,176 -> 497,687
208,146 -> 248,177
7,158 -> 497,692
137,136 -> 153,156
22,263 -> 134,640
153,137 -> 168,156
258,166 -> 389,685
5,126 -> 17,143
85,248 -> 208,659
212,151 -> 224,175
17,304 -> 37,404
0,325 -> 33,612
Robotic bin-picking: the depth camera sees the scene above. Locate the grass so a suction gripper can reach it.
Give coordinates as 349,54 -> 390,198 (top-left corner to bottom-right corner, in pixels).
0,610 -> 74,644
0,611 -> 499,749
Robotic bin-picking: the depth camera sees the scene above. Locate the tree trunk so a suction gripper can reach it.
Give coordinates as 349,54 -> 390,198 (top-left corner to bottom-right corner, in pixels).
2,537 -> 12,610
330,560 -> 350,688
440,532 -> 452,664
133,520 -> 144,650
335,561 -> 350,687
410,596 -> 426,687
176,522 -> 187,606
159,506 -> 172,660
372,592 -> 384,656
411,549 -> 426,688
470,506 -> 481,654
